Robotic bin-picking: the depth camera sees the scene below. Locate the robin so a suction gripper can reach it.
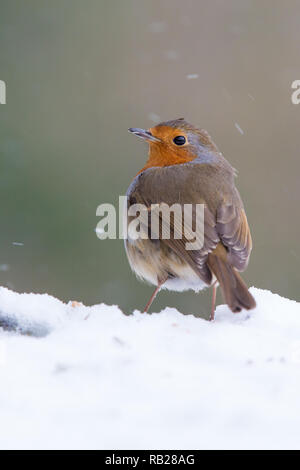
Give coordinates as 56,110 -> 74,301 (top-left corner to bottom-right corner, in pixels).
126,118 -> 256,320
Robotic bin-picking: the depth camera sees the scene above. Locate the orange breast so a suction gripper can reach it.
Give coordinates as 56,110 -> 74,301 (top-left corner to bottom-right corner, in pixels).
137,142 -> 195,176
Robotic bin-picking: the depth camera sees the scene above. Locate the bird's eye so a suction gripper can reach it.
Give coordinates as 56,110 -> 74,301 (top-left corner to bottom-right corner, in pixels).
173,135 -> 186,146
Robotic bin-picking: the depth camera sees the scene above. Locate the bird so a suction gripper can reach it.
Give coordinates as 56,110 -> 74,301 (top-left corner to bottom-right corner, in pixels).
125,118 -> 256,320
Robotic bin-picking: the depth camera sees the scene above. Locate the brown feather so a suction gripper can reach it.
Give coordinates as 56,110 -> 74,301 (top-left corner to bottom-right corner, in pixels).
207,244 -> 256,312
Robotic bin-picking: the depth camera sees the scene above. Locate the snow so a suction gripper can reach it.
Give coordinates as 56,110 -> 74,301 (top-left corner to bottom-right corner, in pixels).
148,22 -> 167,33
186,74 -> 199,80
0,264 -> 9,272
1,286 -> 300,450
148,112 -> 161,124
235,122 -> 245,135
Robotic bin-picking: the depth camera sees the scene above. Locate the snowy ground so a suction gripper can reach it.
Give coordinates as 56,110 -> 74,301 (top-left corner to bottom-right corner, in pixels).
0,286 -> 300,450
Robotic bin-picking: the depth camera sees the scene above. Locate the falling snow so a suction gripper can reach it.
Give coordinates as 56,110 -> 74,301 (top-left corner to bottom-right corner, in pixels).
148,22 -> 167,33
186,74 -> 199,80
148,112 -> 161,123
235,122 -> 245,135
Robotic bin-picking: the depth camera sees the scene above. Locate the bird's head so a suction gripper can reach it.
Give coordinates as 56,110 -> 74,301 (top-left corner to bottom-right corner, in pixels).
129,118 -> 219,172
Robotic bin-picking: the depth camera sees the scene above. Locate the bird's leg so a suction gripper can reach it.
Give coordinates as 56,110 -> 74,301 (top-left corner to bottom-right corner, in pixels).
210,281 -> 218,322
143,277 -> 166,313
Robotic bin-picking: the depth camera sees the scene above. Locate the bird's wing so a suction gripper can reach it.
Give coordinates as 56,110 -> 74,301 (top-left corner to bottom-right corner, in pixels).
127,164 -> 220,284
216,202 -> 252,272
127,162 -> 252,281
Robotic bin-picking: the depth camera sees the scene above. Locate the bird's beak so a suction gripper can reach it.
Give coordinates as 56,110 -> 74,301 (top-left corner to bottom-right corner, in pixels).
128,128 -> 160,142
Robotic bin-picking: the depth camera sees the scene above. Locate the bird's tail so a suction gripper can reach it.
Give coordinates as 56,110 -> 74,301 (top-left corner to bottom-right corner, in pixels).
207,250 -> 256,313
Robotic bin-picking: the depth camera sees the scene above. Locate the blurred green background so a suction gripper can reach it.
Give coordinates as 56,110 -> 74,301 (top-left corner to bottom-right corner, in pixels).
1,0 -> 300,318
